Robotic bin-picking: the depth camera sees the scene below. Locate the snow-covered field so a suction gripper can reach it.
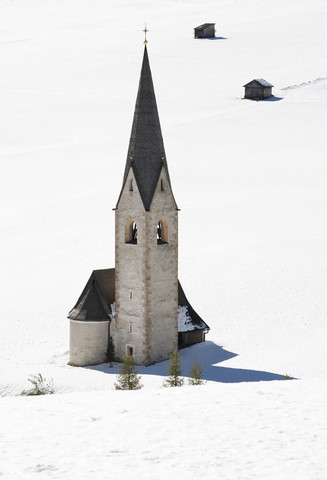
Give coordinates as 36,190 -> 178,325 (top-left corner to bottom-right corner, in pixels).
1,0 -> 327,478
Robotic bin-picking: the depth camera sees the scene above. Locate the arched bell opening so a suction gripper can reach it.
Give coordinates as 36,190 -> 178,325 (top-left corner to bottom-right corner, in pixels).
125,219 -> 138,244
157,218 -> 168,244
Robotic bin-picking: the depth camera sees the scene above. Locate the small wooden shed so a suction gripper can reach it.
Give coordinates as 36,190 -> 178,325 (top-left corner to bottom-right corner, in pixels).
243,79 -> 273,100
194,23 -> 215,39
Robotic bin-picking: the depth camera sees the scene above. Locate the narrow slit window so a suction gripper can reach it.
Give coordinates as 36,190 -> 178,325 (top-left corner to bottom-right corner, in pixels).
129,179 -> 133,191
160,178 -> 164,191
127,346 -> 134,357
129,323 -> 133,333
129,291 -> 133,300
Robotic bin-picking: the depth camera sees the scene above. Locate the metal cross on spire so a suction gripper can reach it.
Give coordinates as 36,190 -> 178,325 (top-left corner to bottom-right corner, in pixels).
143,23 -> 149,45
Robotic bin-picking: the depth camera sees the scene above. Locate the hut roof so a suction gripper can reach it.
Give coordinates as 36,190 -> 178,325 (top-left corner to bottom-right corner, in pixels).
117,45 -> 174,212
243,79 -> 274,88
194,23 -> 215,30
68,268 -> 209,332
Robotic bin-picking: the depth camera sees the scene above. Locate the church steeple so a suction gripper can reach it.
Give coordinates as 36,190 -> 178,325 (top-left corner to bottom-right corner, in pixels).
67,39 -> 209,369
114,43 -> 179,366
117,45 -> 172,211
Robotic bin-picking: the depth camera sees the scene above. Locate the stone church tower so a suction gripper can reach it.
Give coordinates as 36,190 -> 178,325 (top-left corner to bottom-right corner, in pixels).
114,45 -> 178,365
68,45 -> 209,368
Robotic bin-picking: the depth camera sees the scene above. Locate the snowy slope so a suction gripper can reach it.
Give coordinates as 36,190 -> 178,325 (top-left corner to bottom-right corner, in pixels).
0,0 -> 327,478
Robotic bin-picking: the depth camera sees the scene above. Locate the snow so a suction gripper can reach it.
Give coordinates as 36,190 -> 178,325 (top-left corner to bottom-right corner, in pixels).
1,0 -> 327,478
178,305 -> 194,332
178,305 -> 206,331
1,381 -> 326,480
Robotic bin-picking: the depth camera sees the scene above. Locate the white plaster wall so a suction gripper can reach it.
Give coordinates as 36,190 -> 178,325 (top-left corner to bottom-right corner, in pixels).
69,320 -> 109,367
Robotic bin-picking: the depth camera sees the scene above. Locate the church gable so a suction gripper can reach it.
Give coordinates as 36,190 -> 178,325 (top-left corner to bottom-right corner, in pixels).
116,165 -> 144,211
150,165 -> 178,212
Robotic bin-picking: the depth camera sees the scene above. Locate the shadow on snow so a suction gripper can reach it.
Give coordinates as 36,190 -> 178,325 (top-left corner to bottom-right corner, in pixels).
245,96 -> 283,102
264,96 -> 283,102
201,36 -> 227,40
86,341 -> 291,383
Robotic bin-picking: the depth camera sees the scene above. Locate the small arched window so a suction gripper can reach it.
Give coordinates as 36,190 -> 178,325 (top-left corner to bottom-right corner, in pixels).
125,219 -> 137,244
157,219 -> 168,244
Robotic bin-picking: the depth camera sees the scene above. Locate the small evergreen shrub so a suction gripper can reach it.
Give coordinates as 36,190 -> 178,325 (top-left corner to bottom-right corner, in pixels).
106,335 -> 116,367
115,354 -> 143,390
188,360 -> 204,385
163,349 -> 184,387
21,374 -> 54,396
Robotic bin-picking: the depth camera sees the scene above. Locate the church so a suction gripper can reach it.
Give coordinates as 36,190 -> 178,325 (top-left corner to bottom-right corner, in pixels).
68,43 -> 209,367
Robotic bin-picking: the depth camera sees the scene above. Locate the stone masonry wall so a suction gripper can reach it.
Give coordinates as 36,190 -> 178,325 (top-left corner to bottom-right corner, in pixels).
115,168 -> 147,364
146,168 -> 178,363
115,166 -> 178,365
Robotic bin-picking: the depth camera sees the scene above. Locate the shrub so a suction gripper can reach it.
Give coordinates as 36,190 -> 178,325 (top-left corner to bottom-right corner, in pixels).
163,349 -> 184,387
188,360 -> 204,385
106,335 -> 116,367
115,355 -> 143,390
21,373 -> 54,396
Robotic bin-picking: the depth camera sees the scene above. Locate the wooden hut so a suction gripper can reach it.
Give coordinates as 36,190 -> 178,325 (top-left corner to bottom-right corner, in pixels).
243,79 -> 273,100
194,23 -> 215,39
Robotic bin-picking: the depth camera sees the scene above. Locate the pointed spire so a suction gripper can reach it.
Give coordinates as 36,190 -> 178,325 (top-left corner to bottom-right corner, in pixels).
118,45 -> 172,211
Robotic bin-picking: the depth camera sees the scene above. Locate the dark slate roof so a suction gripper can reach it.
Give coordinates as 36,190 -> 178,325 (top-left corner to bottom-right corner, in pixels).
68,268 -> 209,332
117,45 -> 172,212
243,79 -> 274,88
68,269 -> 114,322
194,23 -> 215,30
